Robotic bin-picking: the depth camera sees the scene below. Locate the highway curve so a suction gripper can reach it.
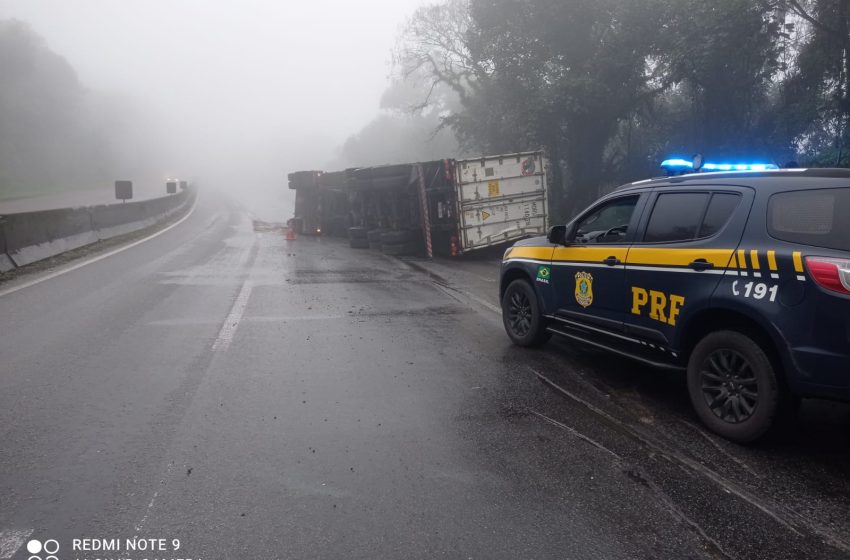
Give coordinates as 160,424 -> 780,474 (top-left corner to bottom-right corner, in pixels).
1,190 -> 849,560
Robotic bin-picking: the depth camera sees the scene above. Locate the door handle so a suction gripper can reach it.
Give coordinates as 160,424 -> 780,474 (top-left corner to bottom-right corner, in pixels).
603,256 -> 621,267
689,259 -> 714,271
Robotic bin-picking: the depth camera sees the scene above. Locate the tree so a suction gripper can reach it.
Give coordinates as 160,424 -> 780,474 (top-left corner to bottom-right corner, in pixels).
781,0 -> 850,165
398,0 -> 663,219
0,20 -> 132,198
655,0 -> 786,160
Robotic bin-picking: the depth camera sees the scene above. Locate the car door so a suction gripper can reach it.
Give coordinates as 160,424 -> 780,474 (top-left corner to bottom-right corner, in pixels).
550,193 -> 647,332
624,187 -> 754,350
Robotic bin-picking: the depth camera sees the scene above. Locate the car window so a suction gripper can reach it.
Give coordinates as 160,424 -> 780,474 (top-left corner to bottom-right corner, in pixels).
574,195 -> 639,244
697,193 -> 742,238
768,188 -> 850,251
644,193 -> 710,243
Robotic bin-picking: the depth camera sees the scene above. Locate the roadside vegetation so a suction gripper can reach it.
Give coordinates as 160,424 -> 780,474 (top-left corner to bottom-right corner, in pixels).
377,0 -> 850,219
0,20 -> 160,201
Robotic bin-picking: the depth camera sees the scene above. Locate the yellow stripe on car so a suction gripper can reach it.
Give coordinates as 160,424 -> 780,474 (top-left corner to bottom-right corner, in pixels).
552,246 -> 629,262
626,248 -> 735,268
750,250 -> 761,270
767,250 -> 778,271
504,246 -> 556,262
793,251 -> 804,273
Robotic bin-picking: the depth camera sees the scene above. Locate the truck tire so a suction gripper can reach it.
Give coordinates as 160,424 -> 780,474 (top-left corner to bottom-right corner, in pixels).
381,241 -> 421,256
381,230 -> 415,245
686,330 -> 781,443
501,279 -> 550,347
348,227 -> 368,240
367,229 -> 388,242
349,238 -> 370,249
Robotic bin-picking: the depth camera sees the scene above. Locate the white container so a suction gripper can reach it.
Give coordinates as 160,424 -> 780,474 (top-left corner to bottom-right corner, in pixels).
453,150 -> 549,253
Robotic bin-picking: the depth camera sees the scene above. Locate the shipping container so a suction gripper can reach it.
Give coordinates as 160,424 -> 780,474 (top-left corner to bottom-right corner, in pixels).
287,150 -> 549,257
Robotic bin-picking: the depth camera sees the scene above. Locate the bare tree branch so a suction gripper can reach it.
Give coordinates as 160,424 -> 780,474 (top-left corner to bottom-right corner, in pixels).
787,0 -> 844,38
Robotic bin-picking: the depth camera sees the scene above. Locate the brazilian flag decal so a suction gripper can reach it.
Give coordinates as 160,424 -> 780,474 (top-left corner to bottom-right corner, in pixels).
536,265 -> 551,284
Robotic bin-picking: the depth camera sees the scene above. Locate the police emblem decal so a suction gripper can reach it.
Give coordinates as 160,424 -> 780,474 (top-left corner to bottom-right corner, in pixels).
575,271 -> 593,308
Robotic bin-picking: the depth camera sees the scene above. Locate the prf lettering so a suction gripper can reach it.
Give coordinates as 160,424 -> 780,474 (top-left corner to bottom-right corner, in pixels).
631,287 -> 685,326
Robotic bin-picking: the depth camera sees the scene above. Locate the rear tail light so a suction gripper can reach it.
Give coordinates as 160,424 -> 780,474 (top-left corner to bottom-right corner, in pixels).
805,257 -> 850,295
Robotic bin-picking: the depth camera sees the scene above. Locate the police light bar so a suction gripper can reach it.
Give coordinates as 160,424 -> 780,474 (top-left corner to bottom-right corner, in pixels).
661,157 -> 779,175
701,162 -> 778,171
660,159 -> 694,170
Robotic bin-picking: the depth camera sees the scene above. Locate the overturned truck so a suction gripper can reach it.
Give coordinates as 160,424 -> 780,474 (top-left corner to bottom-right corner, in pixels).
288,150 -> 549,257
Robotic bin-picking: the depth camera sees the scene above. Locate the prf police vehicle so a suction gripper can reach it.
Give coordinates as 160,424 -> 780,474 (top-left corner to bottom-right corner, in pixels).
500,158 -> 850,442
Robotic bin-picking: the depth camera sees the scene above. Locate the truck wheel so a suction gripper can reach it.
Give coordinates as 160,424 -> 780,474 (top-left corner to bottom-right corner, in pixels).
686,331 -> 781,443
381,230 -> 415,245
349,238 -> 370,249
348,227 -> 368,240
367,229 -> 388,242
501,279 -> 550,347
381,241 -> 421,256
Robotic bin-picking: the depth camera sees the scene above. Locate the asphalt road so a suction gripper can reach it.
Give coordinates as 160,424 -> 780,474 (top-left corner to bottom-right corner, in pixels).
1,190 -> 849,560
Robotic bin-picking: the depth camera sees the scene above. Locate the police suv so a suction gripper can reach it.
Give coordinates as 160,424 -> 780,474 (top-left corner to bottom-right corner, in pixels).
500,160 -> 850,442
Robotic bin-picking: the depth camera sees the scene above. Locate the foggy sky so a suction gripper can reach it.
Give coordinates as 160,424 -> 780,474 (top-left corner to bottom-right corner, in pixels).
0,0 -> 428,219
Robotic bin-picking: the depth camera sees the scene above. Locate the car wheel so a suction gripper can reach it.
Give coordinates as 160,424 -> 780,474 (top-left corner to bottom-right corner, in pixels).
501,279 -> 550,347
687,330 -> 781,443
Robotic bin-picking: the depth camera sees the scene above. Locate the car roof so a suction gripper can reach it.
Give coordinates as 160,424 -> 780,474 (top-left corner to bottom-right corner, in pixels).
615,168 -> 850,193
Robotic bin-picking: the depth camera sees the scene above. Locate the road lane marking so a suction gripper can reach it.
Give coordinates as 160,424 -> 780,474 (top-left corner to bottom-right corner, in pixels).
0,528 -> 33,559
134,460 -> 176,533
529,410 -> 621,459
212,280 -> 253,351
0,199 -> 197,298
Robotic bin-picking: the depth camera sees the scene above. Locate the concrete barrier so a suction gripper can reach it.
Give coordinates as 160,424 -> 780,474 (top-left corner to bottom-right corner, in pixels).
0,218 -> 14,272
0,189 -> 193,269
3,207 -> 98,267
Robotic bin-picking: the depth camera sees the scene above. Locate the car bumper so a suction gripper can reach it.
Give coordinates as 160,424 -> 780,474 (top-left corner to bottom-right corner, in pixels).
788,346 -> 850,401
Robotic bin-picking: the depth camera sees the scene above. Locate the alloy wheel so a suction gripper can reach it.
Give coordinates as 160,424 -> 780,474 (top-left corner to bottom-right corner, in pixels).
507,288 -> 532,337
699,349 -> 759,423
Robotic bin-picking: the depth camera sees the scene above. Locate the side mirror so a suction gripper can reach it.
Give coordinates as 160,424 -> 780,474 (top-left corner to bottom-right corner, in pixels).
547,225 -> 567,245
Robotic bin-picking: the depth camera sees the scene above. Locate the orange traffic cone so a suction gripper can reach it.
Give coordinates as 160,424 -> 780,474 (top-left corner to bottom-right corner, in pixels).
450,234 -> 460,257
286,225 -> 297,241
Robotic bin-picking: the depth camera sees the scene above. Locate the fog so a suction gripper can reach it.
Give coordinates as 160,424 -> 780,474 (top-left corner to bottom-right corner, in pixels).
0,0 -> 430,219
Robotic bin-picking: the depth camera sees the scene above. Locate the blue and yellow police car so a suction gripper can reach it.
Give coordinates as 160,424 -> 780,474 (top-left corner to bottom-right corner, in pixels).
500,158 -> 850,442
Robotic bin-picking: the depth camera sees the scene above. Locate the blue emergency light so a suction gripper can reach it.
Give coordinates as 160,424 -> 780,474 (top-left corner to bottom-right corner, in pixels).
661,156 -> 779,175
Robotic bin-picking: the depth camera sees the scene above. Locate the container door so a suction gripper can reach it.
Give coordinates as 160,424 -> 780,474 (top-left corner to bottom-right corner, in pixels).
455,152 -> 548,253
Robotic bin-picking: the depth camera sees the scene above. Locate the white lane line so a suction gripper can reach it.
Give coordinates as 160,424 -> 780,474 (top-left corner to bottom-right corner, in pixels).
0,199 -> 197,299
211,280 -> 253,351
134,460 -> 175,533
0,528 -> 33,559
529,410 -> 621,459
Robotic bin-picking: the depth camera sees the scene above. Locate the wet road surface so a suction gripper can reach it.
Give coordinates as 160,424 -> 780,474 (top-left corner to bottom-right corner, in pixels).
1,191 -> 849,559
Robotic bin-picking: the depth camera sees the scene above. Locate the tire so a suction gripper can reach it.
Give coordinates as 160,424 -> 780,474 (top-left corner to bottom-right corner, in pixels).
686,330 -> 781,443
501,279 -> 550,347
349,238 -> 370,249
367,228 -> 388,242
348,227 -> 368,240
381,241 -> 421,256
381,230 -> 415,245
